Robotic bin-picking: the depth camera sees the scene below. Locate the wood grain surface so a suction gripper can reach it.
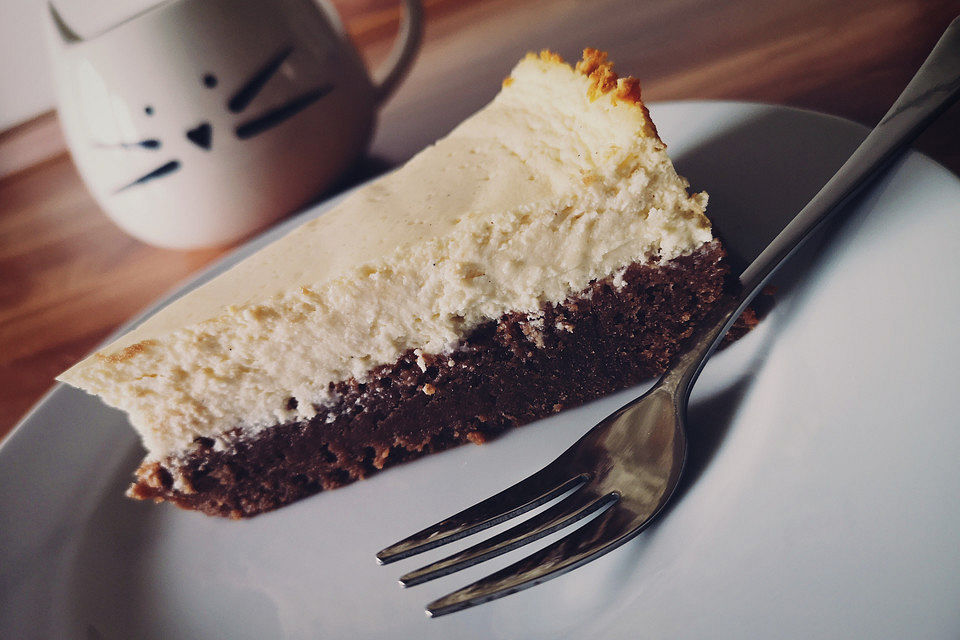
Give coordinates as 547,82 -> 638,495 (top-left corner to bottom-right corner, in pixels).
1,0 -> 958,438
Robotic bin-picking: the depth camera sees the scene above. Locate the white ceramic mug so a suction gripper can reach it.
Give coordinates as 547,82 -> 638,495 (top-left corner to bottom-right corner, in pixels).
45,0 -> 422,249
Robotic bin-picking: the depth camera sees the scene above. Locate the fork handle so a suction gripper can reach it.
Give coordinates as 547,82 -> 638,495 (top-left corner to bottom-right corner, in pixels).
663,15 -> 960,397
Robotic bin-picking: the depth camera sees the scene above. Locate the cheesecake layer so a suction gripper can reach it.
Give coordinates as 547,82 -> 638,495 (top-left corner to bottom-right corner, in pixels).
60,50 -> 712,461
131,242 -> 743,517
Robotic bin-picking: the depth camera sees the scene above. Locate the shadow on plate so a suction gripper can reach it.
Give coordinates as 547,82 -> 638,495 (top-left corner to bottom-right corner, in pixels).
669,105 -> 874,485
600,106 -> 880,560
672,104 -> 865,273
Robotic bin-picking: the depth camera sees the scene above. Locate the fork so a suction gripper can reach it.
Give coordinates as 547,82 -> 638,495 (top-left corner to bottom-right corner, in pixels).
377,17 -> 960,617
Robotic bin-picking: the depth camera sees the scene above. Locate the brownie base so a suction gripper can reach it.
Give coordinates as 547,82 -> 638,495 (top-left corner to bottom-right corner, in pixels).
131,240 -> 751,518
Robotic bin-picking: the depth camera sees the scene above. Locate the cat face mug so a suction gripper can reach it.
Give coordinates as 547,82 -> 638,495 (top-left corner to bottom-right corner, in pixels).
45,0 -> 422,249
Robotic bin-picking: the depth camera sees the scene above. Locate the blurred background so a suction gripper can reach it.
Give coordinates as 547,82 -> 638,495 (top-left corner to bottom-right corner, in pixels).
1,0 -> 958,436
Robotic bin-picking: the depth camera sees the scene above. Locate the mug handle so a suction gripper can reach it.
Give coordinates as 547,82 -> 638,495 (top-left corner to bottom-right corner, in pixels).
369,0 -> 424,105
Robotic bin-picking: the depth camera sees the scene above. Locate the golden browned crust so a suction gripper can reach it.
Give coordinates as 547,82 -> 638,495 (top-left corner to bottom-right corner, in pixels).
574,48 -> 660,141
96,339 -> 158,364
537,49 -> 565,64
516,48 -> 660,142
576,48 -> 619,98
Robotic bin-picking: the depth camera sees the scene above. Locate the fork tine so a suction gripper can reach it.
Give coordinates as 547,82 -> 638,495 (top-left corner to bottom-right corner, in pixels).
377,464 -> 587,564
400,486 -> 617,586
425,501 -> 642,617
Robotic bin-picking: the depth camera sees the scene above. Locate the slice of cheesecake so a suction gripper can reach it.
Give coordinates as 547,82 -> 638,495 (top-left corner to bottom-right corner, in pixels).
60,49 -> 728,518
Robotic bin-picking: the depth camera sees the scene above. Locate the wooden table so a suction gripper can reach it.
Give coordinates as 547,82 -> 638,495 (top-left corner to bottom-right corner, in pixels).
1,0 -> 958,439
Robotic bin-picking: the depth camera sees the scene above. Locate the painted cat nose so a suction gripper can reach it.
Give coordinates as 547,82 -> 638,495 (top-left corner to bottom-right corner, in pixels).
186,122 -> 212,150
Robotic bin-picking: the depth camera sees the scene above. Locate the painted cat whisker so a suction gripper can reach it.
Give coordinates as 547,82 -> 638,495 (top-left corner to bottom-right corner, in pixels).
228,46 -> 294,113
94,139 -> 162,150
116,160 -> 181,192
235,85 -> 334,139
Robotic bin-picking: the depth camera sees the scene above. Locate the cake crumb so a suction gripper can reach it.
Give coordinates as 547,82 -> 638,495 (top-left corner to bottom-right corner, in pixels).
135,462 -> 172,490
173,471 -> 196,495
422,383 -> 436,395
466,431 -> 487,445
372,446 -> 390,469
611,267 -> 628,290
520,314 -> 546,348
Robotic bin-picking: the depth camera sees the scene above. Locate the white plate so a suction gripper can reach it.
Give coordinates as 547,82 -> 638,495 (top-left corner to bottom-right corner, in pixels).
2,102 -> 959,639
